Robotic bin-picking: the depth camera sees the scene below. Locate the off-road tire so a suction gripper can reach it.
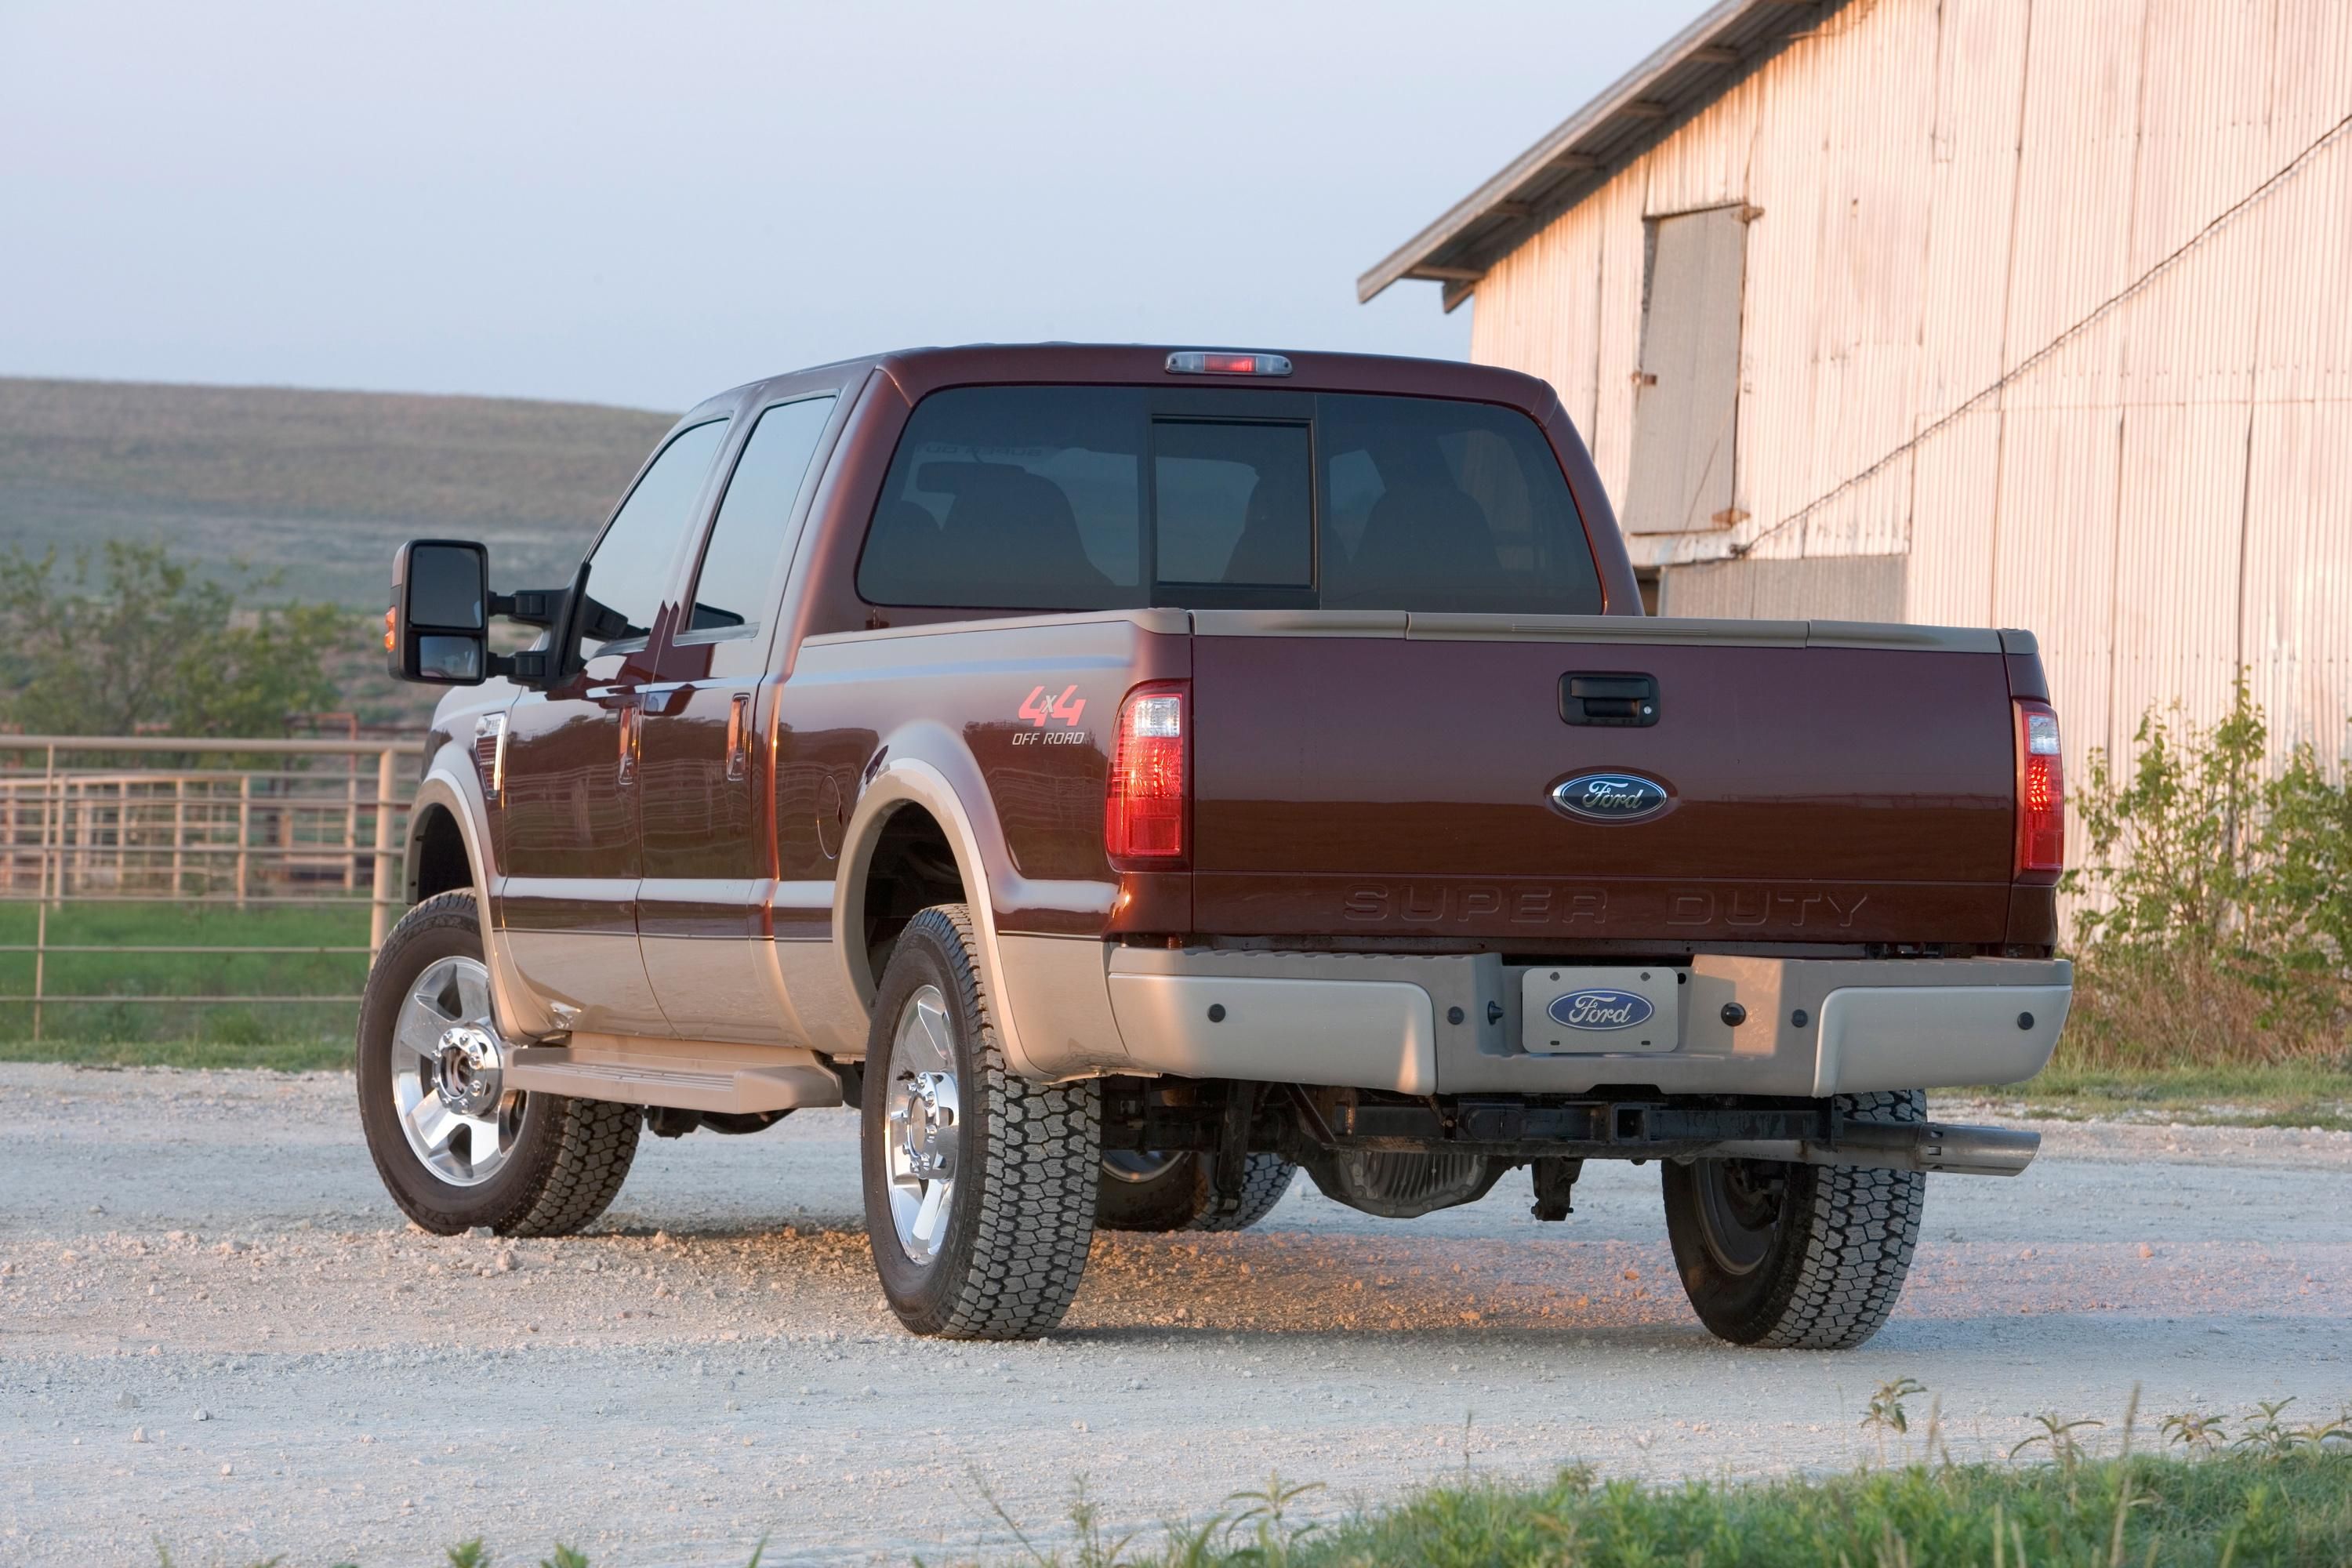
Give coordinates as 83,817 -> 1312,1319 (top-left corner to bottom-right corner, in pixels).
357,891 -> 641,1237
1661,1089 -> 1926,1349
1097,1151 -> 1297,1232
861,905 -> 1100,1339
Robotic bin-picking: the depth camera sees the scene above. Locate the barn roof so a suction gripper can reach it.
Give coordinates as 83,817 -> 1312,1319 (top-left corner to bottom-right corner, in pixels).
1357,0 -> 1853,310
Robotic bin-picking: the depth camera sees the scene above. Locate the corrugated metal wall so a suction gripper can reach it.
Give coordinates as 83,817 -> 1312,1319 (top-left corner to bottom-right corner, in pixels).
1468,0 -> 2352,778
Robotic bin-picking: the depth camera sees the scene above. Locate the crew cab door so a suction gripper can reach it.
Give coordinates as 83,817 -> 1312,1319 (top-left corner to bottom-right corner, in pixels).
495,417 -> 729,1034
634,392 -> 841,1040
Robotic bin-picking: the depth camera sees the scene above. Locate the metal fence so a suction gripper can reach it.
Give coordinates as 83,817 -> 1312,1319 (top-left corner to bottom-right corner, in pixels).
0,735 -> 419,1040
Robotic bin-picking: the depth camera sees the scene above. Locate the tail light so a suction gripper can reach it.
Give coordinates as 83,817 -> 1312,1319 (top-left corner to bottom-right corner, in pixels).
2013,699 -> 2063,881
1106,681 -> 1187,866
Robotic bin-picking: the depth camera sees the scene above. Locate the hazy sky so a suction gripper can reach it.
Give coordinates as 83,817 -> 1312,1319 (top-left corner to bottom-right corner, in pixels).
2,1 -> 1708,411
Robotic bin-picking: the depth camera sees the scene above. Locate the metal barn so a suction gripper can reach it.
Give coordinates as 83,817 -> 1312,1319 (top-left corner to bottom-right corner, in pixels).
1363,0 -> 2352,774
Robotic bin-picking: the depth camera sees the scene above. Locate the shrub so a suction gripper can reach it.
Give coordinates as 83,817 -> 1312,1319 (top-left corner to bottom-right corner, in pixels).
2062,679 -> 2352,1069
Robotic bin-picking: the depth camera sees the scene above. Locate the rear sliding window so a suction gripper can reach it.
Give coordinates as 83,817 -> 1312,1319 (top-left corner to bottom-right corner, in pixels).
855,387 -> 1599,615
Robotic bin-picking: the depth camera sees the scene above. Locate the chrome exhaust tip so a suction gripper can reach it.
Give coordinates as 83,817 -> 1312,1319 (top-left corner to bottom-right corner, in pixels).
1708,1120 -> 2040,1177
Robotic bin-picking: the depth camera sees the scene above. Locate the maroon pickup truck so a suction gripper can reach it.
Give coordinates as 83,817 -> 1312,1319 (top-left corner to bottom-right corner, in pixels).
367,343 -> 2071,1348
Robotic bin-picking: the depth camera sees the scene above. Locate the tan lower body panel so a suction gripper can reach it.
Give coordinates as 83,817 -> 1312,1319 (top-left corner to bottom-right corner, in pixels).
505,1033 -> 844,1113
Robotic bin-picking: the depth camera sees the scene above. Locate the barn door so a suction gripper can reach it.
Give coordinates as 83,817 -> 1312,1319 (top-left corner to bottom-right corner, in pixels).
1621,205 -> 1748,535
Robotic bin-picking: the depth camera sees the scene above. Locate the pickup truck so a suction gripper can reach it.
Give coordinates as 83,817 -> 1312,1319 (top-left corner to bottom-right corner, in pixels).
365,343 -> 2071,1349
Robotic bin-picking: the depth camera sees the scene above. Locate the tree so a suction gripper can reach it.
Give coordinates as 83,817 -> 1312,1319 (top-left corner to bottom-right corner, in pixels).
0,542 -> 347,737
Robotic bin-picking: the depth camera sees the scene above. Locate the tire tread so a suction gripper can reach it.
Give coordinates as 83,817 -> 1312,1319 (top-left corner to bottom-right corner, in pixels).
895,905 -> 1099,1340
1751,1090 -> 1926,1349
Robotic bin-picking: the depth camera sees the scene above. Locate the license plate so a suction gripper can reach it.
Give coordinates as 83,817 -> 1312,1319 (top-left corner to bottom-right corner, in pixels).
1521,965 -> 1681,1054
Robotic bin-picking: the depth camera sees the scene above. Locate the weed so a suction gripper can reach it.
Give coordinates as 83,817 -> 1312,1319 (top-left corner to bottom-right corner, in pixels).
2064,678 -> 2352,1069
2162,1410 -> 2229,1451
2010,1412 -> 2105,1471
1862,1377 -> 1928,1465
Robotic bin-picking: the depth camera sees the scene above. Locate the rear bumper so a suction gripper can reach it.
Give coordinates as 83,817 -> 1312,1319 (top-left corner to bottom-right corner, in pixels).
1091,949 -> 2069,1098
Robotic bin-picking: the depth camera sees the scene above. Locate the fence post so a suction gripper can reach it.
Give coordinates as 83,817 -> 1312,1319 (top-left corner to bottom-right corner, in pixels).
64,778 -> 78,900
31,898 -> 45,1044
38,744 -> 54,908
172,778 -> 186,898
368,746 -> 400,960
235,775 -> 252,909
343,759 -> 359,891
33,745 -> 54,1038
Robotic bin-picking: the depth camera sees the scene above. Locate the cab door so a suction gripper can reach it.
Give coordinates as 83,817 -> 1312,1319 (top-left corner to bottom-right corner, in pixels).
495,416 -> 731,1034
636,391 -> 842,1039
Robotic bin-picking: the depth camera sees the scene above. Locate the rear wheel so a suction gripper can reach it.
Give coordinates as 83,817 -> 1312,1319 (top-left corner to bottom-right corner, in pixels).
1661,1089 -> 1926,1349
1098,1149 -> 1297,1233
861,905 -> 1100,1338
356,891 -> 640,1237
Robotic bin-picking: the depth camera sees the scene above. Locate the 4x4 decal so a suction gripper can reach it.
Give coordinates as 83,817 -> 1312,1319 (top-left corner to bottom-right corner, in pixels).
1014,684 -> 1088,747
1017,684 -> 1086,728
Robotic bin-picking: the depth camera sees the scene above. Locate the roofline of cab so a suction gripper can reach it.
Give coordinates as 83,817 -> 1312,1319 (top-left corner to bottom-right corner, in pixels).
674,343 -> 1565,428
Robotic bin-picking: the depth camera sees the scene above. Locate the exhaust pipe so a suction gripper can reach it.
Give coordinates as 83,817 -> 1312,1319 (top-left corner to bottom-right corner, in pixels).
1707,1120 -> 2040,1177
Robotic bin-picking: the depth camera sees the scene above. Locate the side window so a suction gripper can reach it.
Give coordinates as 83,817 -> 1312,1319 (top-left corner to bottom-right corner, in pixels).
579,419 -> 728,659
686,395 -> 836,637
858,386 -> 1145,611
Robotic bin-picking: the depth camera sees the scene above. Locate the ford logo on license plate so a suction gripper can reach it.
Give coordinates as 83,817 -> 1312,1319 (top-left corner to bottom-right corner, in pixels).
1548,988 -> 1655,1031
1550,772 -> 1669,821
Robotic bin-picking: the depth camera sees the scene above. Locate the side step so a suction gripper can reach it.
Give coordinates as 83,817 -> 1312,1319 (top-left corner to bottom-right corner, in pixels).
1709,1120 -> 2040,1177
505,1033 -> 844,1115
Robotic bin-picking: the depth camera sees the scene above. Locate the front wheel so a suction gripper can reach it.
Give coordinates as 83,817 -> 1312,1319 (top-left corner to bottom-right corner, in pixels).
861,905 -> 1100,1339
356,891 -> 641,1237
1661,1090 -> 1926,1349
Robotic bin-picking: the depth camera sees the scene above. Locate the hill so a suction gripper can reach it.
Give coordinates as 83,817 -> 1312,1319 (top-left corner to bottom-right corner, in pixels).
0,377 -> 677,607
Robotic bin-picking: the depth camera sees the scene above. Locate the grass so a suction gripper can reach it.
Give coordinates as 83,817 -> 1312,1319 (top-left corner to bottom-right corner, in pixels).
0,1034 -> 350,1071
144,1450 -> 2352,1567
0,375 -> 671,607
1962,1059 -> 2352,1131
0,898 -> 369,1053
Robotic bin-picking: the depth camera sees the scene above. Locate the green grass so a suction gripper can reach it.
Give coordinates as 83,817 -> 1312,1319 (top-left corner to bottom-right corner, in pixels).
1965,1061 -> 2352,1131
0,898 -> 370,1051
0,1034 -> 350,1071
146,1450 -> 2352,1567
1245,1450 -> 2352,1568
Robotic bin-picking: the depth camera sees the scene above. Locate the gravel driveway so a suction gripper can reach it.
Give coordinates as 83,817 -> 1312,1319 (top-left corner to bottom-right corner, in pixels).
3,1063 -> 2347,1566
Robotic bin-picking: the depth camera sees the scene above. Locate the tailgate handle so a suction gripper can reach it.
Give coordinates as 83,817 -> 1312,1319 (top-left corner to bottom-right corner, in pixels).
1559,673 -> 1660,727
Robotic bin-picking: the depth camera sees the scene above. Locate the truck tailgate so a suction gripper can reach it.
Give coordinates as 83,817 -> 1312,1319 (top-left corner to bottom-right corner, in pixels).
1189,615 -> 2019,945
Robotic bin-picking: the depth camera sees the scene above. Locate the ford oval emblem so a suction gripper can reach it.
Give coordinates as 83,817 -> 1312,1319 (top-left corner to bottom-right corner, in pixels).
1550,771 -> 1669,821
1548,988 -> 1656,1031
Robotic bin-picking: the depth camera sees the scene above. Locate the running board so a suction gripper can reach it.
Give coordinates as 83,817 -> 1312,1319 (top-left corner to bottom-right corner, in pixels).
506,1035 -> 844,1115
1708,1120 -> 2040,1177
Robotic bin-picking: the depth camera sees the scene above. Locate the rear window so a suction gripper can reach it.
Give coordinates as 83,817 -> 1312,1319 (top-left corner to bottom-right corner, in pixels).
855,386 -> 1598,615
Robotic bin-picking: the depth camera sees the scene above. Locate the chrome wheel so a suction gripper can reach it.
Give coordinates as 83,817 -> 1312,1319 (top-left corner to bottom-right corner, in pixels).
884,983 -> 960,1265
388,955 -> 522,1187
1690,1158 -> 1784,1276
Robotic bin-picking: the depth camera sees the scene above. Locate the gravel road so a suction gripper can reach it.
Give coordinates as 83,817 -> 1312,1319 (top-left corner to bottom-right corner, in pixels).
4,1063 -> 2347,1566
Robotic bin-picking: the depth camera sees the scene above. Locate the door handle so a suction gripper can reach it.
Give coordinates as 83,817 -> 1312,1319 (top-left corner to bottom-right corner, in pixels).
726,692 -> 753,782
617,703 -> 641,786
1559,672 -> 1660,727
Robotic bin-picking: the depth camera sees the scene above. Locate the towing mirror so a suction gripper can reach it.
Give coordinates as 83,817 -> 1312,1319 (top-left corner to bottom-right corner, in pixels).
387,539 -> 489,685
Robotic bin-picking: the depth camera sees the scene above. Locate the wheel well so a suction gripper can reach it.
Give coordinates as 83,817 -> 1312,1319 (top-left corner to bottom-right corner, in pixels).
858,804 -> 967,987
407,804 -> 474,906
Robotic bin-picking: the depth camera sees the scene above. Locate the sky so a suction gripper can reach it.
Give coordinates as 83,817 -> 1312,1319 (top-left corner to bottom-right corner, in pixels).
0,1 -> 1711,412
